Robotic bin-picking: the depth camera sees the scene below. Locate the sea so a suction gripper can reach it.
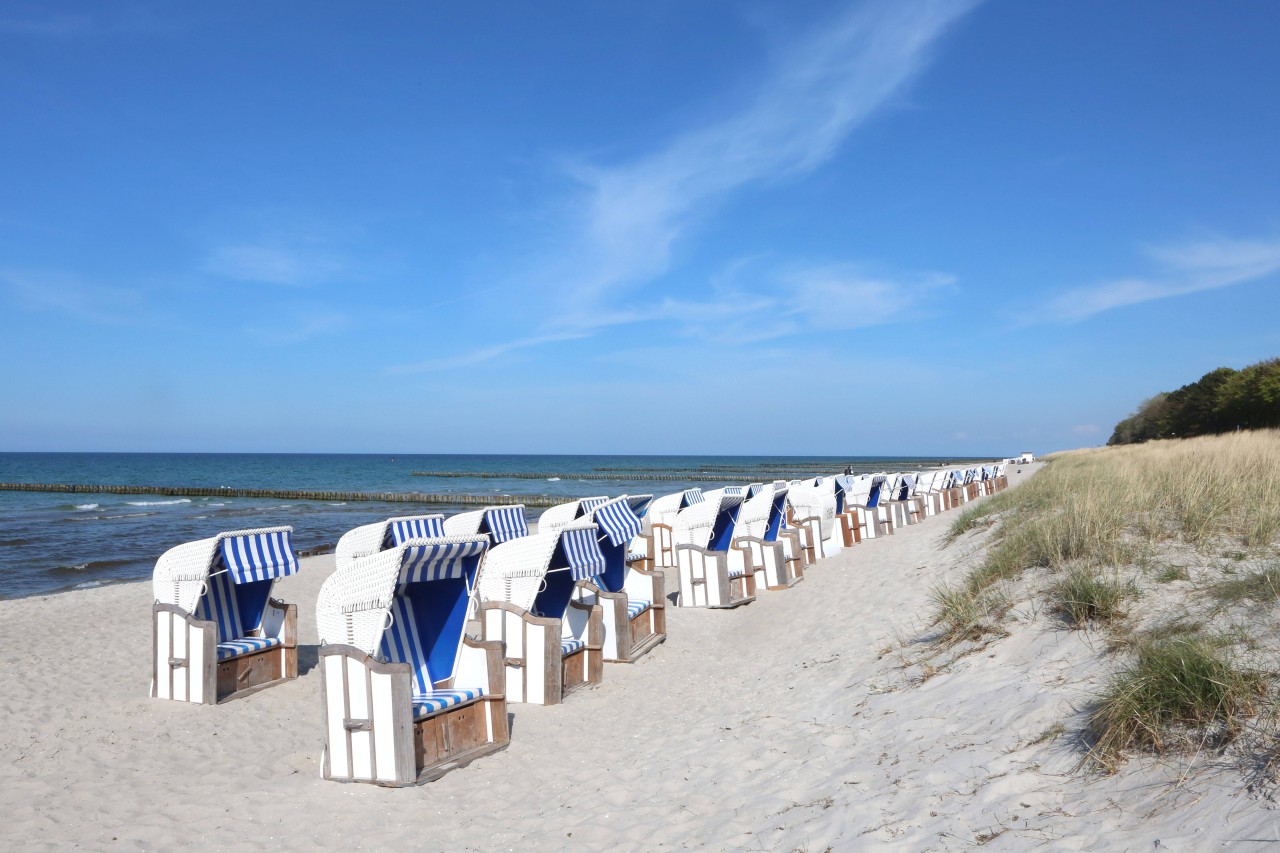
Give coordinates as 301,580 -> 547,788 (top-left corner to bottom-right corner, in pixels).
0,452 -> 992,599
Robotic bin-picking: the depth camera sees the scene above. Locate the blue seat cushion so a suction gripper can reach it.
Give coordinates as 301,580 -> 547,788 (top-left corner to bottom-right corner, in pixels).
626,599 -> 651,619
411,687 -> 484,718
560,638 -> 585,657
728,568 -> 746,579
626,551 -> 648,564
216,636 -> 283,661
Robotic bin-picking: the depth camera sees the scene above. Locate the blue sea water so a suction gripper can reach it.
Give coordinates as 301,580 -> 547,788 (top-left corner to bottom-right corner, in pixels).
0,452 -> 988,599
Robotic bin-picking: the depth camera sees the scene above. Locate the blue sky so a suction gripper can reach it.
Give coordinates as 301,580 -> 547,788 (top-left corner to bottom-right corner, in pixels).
2,1 -> 1278,456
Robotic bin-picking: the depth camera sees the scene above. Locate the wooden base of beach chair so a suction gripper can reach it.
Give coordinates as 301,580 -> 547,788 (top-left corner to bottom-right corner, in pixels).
479,601 -> 603,704
675,544 -> 754,608
319,641 -> 509,786
732,538 -> 800,591
778,529 -> 807,580
839,513 -> 862,548
151,600 -> 297,705
578,576 -> 667,664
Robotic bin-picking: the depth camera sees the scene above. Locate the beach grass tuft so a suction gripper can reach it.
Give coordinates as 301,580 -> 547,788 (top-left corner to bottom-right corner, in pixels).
1049,567 -> 1136,628
1086,635 -> 1267,771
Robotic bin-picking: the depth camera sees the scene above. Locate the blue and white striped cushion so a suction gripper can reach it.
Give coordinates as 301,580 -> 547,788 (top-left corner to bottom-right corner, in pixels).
216,636 -> 282,661
728,569 -> 746,579
410,687 -> 484,718
626,551 -> 648,564
560,638 -> 585,656
626,599 -> 650,619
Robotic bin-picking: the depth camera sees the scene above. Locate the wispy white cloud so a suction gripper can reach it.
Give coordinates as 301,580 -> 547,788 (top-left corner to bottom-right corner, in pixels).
0,269 -> 142,323
1043,234 -> 1280,323
202,244 -> 348,287
244,308 -> 348,345
554,0 -> 981,312
393,0 -> 979,372
385,331 -> 593,374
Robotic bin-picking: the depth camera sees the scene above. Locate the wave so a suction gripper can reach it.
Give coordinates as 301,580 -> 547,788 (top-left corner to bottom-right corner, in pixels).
0,537 -> 33,547
546,477 -> 561,482
49,557 -> 133,577
125,498 -> 192,507
75,503 -> 100,511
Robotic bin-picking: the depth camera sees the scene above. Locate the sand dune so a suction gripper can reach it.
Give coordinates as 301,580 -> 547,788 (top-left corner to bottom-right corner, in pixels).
3,462 -> 1275,850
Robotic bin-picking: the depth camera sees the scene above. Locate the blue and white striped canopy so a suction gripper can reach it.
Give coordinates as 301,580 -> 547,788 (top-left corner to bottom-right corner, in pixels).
593,499 -> 643,546
556,527 -> 608,580
220,530 -> 299,584
681,489 -> 705,507
483,507 -> 528,544
578,496 -> 608,515
398,539 -> 489,585
723,486 -> 744,496
387,516 -> 445,547
625,494 -> 653,518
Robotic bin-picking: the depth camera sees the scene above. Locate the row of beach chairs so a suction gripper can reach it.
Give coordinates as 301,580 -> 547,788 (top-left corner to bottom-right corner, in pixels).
149,464 -> 1007,785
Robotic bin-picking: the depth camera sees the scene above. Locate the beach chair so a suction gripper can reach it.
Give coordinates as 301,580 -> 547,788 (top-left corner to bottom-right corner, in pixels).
912,471 -> 946,517
442,504 -> 530,544
573,495 -> 666,662
476,521 -> 608,704
844,475 -> 895,539
730,483 -> 804,590
151,527 -> 300,705
537,496 -> 610,536
786,479 -> 846,561
672,490 -> 755,608
334,514 -> 446,570
315,535 -> 507,785
880,473 -> 925,529
993,463 -> 1009,491
644,488 -> 705,568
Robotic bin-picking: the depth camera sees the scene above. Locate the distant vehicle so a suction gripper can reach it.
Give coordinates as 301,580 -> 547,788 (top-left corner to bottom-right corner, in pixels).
1017,452 -> 1034,463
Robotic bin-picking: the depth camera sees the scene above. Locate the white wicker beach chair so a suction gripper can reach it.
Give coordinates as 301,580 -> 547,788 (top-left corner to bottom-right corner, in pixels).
729,483 -> 805,591
315,535 -> 507,785
334,514 -> 446,571
537,496 -> 609,537
572,495 -> 666,663
476,521 -> 608,704
671,491 -> 754,608
644,488 -> 705,568
151,527 -> 300,705
842,475 -> 895,540
442,504 -> 530,544
787,479 -> 848,561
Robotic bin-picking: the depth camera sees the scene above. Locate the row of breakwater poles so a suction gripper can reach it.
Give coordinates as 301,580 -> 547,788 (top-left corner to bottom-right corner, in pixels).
0,482 -> 565,508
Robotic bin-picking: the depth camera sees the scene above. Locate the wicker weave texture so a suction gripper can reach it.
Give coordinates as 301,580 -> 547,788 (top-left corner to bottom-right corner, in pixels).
152,526 -> 293,614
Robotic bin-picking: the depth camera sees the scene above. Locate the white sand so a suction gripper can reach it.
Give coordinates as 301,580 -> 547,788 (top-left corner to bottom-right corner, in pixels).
3,463 -> 1277,850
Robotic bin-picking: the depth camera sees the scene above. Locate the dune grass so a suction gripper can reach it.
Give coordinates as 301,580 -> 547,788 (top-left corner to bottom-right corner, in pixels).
1048,567 -> 1136,628
1208,561 -> 1280,607
1087,635 -> 1267,771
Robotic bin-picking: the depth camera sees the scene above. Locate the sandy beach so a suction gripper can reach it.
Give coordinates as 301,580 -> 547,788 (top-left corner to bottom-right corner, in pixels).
2,462 -> 1277,851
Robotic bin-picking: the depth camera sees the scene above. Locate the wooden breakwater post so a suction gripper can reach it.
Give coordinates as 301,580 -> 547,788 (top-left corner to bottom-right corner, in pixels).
409,471 -> 772,482
0,483 -> 564,508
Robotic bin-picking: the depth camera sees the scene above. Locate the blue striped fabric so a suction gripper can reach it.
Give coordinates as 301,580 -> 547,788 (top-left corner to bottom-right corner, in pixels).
411,687 -> 484,719
220,530 -> 299,584
216,636 -> 282,661
483,507 -> 528,544
728,568 -> 746,579
681,489 -> 704,507
559,527 -> 608,580
578,497 -> 608,515
626,550 -> 647,564
625,494 -> 653,519
593,500 -> 643,546
723,486 -> 744,496
197,571 -> 242,643
382,596 -> 434,695
626,599 -> 651,619
387,516 -> 445,547
399,539 -> 488,584
560,638 -> 585,656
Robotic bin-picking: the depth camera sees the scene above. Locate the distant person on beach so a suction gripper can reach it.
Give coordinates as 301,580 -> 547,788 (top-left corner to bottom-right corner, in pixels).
844,466 -> 852,475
